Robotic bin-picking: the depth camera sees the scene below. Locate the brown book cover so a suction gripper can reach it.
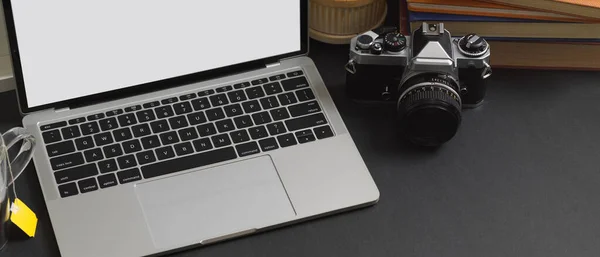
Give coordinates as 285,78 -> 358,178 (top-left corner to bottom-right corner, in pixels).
483,0 -> 600,20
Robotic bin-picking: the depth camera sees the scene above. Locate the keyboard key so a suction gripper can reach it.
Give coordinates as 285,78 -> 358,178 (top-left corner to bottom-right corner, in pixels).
270,107 -> 290,121
68,118 -> 86,125
197,123 -> 217,137
117,168 -> 142,184
236,142 -> 260,157
58,183 -> 78,198
260,96 -> 280,109
117,155 -> 137,169
173,101 -> 193,115
285,113 -> 327,132
215,119 -> 235,133
245,87 -> 265,99
209,94 -> 229,107
234,115 -> 254,129
212,134 -> 232,148
60,126 -> 81,140
103,144 -> 123,158
224,104 -> 243,117
98,173 -> 118,188
314,125 -> 334,139
41,121 -> 67,131
75,136 -> 95,150
187,111 -> 207,125
99,117 -> 118,131
227,90 -> 247,103
263,82 -> 283,95
191,97 -> 211,111
252,111 -> 272,125
93,132 -> 113,146
155,146 -> 176,160
242,100 -> 262,113
132,123 -> 151,137
87,113 -> 105,121
288,101 -> 321,117
296,88 -> 316,102
106,109 -> 124,117
286,70 -> 304,77
278,92 -> 298,105
161,97 -> 178,105
150,120 -> 170,134
168,116 -> 189,129
125,105 -> 142,112
295,130 -> 316,144
269,74 -> 286,81
51,152 -> 84,170
281,77 -> 309,91
118,113 -> 137,127
251,77 -> 268,85
198,89 -> 215,96
136,110 -> 156,122
46,141 -> 75,157
155,106 -> 174,119
179,93 -> 197,101
216,85 -> 233,93
174,142 -> 194,156
230,130 -> 250,143
249,126 -> 268,140
141,135 -> 161,149
42,130 -> 62,144
54,163 -> 98,184
259,138 -> 279,152
159,131 -> 180,145
206,108 -> 226,121
78,178 -> 98,193
267,122 -> 287,136
122,139 -> 142,154
142,147 -> 237,179
277,133 -> 297,148
192,138 -> 213,152
233,82 -> 251,89
143,101 -> 160,109
98,159 -> 118,173
84,148 -> 104,162
136,150 -> 156,165
80,122 -> 100,135
177,127 -> 197,141
113,128 -> 133,142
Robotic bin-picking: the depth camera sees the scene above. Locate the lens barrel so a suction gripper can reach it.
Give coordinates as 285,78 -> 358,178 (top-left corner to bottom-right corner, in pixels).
397,73 -> 462,147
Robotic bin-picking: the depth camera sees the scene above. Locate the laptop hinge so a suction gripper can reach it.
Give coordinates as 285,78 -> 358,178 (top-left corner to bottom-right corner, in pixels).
54,107 -> 71,113
265,62 -> 281,68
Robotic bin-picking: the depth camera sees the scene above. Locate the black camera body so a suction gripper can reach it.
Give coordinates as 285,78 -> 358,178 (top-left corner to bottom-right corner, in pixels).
345,23 -> 492,146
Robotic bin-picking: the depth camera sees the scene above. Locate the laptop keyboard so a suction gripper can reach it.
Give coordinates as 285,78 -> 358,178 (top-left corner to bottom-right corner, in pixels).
40,71 -> 336,198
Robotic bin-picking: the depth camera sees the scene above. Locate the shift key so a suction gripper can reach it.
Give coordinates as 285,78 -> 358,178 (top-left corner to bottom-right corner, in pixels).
54,163 -> 99,184
285,113 -> 328,131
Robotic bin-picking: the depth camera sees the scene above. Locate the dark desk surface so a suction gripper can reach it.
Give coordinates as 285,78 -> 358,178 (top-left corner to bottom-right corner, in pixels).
2,40 -> 600,257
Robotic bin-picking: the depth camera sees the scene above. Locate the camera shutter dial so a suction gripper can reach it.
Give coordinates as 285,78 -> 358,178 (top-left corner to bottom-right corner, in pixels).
356,34 -> 374,50
458,34 -> 489,57
384,33 -> 407,52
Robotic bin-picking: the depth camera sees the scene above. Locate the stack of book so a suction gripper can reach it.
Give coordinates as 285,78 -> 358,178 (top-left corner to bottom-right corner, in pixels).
400,0 -> 600,70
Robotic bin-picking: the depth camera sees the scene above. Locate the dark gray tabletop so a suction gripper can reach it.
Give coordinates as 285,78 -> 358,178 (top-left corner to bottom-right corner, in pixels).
2,39 -> 600,257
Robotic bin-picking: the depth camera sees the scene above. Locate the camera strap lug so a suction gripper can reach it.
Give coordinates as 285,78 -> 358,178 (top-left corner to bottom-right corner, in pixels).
482,61 -> 492,79
345,59 -> 357,74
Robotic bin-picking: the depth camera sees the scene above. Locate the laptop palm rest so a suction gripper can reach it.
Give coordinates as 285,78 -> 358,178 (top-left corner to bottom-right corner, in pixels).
134,155 -> 296,249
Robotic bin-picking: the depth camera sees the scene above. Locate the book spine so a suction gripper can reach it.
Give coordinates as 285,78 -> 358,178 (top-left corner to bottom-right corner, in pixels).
399,0 -> 410,35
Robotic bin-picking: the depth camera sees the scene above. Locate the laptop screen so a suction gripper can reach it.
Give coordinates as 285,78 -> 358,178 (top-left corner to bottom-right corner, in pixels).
10,1 -> 301,109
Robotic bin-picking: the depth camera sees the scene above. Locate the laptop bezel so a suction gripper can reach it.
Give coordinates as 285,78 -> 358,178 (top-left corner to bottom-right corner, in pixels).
2,0 -> 309,115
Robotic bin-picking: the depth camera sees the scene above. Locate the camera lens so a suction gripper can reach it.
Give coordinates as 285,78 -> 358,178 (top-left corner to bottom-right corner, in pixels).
396,73 -> 462,147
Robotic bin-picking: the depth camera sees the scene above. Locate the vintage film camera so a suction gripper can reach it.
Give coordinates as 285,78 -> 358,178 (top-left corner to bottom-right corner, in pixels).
345,22 -> 492,147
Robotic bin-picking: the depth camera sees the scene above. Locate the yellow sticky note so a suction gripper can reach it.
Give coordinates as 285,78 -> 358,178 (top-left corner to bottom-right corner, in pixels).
9,198 -> 38,237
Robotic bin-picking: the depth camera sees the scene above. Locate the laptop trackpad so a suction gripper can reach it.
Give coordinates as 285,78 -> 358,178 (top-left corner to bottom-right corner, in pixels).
134,156 -> 296,249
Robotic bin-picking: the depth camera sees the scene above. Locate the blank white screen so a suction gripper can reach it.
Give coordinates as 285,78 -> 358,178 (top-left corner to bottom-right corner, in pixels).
11,1 -> 301,108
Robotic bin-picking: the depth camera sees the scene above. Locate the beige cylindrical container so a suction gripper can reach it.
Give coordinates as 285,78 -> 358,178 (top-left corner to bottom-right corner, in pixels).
309,0 -> 388,44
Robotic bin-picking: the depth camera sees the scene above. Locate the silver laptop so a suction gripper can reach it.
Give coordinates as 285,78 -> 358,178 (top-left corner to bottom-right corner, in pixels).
3,1 -> 379,256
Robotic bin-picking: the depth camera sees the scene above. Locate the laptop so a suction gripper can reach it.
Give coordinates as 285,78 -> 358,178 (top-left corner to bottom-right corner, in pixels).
3,1 -> 379,256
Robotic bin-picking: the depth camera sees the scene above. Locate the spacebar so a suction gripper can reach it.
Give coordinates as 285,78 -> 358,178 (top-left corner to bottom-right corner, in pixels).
141,147 -> 237,179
